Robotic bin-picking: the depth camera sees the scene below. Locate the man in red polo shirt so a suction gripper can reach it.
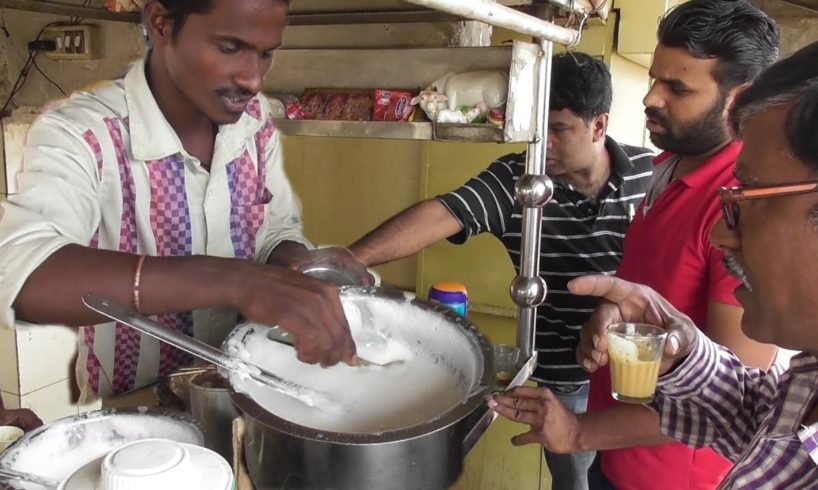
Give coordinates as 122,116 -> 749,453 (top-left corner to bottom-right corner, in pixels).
487,1 -> 781,489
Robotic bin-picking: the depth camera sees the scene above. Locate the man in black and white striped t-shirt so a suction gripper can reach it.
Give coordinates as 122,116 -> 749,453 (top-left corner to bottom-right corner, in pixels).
350,52 -> 653,490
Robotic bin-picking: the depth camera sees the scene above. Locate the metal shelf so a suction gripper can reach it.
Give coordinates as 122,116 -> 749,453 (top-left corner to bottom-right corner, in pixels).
0,1 -> 477,25
0,0 -> 141,23
274,119 -> 505,143
0,0 -> 606,25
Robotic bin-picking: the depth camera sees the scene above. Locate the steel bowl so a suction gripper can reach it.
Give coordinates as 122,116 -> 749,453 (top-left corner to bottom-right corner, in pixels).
226,285 -> 493,490
0,408 -> 203,490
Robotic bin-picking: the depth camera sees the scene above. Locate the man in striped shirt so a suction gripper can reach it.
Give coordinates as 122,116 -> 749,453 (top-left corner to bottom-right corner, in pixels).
563,42 -> 818,488
350,52 -> 653,490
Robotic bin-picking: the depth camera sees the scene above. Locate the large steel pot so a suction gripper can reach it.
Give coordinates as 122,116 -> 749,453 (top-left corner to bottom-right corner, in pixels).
227,285 -> 493,490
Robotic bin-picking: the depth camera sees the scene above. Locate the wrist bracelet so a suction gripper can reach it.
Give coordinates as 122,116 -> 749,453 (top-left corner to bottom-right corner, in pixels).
134,255 -> 147,313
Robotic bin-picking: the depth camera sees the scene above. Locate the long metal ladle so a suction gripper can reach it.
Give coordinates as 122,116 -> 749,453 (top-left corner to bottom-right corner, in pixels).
82,294 -> 333,408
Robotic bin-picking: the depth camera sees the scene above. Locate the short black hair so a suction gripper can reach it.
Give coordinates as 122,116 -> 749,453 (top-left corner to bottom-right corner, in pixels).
155,0 -> 290,39
657,0 -> 780,90
156,0 -> 215,39
731,41 -> 818,172
549,52 -> 612,123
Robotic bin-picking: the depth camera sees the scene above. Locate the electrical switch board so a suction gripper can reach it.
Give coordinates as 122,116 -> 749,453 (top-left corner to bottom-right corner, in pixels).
42,25 -> 97,60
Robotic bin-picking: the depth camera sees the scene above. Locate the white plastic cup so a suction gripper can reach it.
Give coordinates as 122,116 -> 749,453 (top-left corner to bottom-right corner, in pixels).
0,426 -> 24,453
102,438 -> 233,490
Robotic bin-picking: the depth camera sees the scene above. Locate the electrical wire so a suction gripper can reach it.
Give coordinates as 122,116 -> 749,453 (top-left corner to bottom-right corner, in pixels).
0,51 -> 36,117
0,8 -> 10,38
31,56 -> 67,96
0,22 -> 67,117
71,0 -> 94,24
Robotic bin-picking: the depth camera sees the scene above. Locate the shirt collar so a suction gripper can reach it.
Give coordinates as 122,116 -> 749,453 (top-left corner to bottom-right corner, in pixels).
605,135 -> 635,178
124,57 -> 267,162
789,352 -> 818,371
552,136 -> 633,192
654,140 -> 742,189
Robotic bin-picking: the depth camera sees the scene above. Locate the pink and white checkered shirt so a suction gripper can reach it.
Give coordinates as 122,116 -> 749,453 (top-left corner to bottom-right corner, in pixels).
0,59 -> 309,399
655,329 -> 818,489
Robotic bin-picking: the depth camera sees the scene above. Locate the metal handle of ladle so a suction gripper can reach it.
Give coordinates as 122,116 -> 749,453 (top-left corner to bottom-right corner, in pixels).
83,293 -> 242,370
0,467 -> 60,488
81,293 -> 329,406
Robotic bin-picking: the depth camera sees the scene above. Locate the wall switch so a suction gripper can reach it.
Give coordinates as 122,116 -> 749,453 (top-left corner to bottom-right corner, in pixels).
42,25 -> 96,60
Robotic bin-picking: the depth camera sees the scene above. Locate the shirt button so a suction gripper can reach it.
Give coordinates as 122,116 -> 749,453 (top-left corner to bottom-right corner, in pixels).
206,190 -> 214,198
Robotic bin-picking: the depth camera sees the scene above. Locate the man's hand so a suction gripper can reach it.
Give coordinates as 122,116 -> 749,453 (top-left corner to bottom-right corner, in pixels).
269,242 -> 374,287
234,262 -> 358,367
0,408 -> 43,432
568,275 -> 700,375
487,386 -> 583,453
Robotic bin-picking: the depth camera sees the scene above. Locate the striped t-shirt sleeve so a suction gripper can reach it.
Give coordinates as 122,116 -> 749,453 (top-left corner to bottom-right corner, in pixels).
654,328 -> 782,462
436,155 -> 520,244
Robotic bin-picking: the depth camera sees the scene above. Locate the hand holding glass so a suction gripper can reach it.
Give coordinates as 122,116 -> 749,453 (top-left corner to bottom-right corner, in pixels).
607,323 -> 668,404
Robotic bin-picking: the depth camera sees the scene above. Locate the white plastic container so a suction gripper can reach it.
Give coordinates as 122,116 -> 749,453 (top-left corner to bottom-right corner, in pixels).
0,426 -> 24,453
101,439 -> 233,490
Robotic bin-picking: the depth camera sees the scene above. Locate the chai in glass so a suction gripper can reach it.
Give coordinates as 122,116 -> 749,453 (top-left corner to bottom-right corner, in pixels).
607,323 -> 668,404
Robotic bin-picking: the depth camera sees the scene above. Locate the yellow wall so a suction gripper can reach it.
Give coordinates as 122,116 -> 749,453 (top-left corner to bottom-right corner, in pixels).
281,136 -> 422,290
417,142 -> 524,314
608,53 -> 652,148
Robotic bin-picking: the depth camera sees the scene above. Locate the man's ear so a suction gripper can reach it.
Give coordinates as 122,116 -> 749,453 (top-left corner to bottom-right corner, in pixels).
142,0 -> 174,47
591,113 -> 609,142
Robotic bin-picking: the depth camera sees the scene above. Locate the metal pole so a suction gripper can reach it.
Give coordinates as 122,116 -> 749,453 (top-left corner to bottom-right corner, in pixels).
402,0 -> 579,46
510,39 -> 555,360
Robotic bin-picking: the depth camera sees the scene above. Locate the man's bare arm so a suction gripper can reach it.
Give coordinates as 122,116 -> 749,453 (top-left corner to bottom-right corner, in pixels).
349,199 -> 463,266
489,385 -> 673,452
13,243 -> 357,366
574,404 -> 673,451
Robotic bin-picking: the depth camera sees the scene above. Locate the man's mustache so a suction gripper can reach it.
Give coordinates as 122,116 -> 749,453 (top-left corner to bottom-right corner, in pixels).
216,88 -> 255,99
644,107 -> 669,127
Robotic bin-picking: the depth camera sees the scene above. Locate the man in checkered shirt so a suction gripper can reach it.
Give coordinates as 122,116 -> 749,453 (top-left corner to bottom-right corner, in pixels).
0,0 -> 370,401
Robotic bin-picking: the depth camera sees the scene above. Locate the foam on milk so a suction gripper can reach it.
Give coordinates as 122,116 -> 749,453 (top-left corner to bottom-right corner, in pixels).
225,295 -> 474,434
608,332 -> 640,361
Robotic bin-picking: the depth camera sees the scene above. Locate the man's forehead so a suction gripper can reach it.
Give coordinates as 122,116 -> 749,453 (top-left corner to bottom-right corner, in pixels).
185,0 -> 286,45
651,45 -> 718,83
549,108 -> 580,119
738,104 -> 797,180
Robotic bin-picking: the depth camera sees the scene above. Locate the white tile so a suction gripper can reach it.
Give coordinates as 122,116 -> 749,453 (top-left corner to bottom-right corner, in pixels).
19,379 -> 77,424
1,391 -> 20,410
16,324 -> 78,395
0,327 -> 18,395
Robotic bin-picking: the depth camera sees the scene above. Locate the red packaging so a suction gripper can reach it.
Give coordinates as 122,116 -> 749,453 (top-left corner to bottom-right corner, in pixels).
300,89 -> 374,121
343,93 -> 373,121
317,93 -> 348,120
373,89 -> 415,122
285,98 -> 302,120
300,91 -> 327,120
103,0 -> 142,12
